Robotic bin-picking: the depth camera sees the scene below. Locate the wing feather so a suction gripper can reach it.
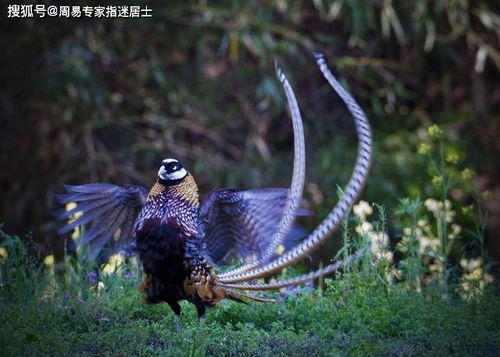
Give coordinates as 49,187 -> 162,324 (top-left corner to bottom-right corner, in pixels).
200,188 -> 307,266
54,183 -> 148,260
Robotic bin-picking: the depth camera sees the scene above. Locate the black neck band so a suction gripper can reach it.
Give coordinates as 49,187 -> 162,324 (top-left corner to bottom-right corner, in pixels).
158,177 -> 184,186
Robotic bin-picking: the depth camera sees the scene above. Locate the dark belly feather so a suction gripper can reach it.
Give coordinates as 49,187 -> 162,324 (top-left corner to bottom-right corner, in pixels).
136,222 -> 189,306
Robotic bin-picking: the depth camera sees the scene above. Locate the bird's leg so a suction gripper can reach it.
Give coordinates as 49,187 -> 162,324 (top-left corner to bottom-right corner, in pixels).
175,315 -> 183,333
166,300 -> 183,332
196,305 -> 206,320
167,300 -> 182,316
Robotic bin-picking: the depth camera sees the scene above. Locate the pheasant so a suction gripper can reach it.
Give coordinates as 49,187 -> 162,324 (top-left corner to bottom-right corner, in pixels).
55,53 -> 372,317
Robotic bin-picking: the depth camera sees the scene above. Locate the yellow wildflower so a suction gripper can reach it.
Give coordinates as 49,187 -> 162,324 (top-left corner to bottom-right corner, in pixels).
418,142 -> 431,155
431,175 -> 443,187
275,245 -> 285,255
427,124 -> 443,138
44,254 -> 55,267
102,254 -> 125,275
460,168 -> 474,181
481,190 -> 492,200
461,205 -> 474,215
445,152 -> 459,164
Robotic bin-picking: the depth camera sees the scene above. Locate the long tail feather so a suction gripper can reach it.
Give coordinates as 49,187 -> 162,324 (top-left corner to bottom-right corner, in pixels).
218,59 -> 307,278
222,288 -> 278,303
220,247 -> 368,291
219,52 -> 372,284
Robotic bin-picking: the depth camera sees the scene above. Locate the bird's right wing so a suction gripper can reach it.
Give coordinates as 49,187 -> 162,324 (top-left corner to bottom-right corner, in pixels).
54,183 -> 148,260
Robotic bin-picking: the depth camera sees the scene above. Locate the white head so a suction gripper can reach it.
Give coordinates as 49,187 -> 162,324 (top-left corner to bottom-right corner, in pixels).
158,158 -> 188,184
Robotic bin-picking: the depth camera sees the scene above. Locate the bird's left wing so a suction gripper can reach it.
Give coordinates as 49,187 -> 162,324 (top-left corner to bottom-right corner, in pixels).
54,183 -> 148,260
200,188 -> 306,266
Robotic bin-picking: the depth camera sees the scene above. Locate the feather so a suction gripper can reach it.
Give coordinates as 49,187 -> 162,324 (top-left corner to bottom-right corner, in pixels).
200,188 -> 308,266
54,183 -> 148,258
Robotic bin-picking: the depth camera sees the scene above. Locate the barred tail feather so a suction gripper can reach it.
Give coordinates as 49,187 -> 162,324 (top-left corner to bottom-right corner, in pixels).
219,52 -> 372,284
222,288 -> 278,303
218,59 -> 307,278
220,247 -> 368,291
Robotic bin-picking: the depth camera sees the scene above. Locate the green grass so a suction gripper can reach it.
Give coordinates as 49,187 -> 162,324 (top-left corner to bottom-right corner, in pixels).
1,215 -> 500,357
1,270 -> 499,357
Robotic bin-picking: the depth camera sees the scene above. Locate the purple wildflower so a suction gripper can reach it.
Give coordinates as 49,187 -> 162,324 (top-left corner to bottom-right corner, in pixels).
88,270 -> 98,285
124,272 -> 135,279
279,292 -> 289,300
120,243 -> 137,257
277,284 -> 300,299
63,292 -> 72,299
304,280 -> 314,288
285,284 -> 300,293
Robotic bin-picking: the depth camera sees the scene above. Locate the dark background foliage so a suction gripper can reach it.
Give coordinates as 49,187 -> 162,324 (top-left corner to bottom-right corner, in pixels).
1,0 -> 499,262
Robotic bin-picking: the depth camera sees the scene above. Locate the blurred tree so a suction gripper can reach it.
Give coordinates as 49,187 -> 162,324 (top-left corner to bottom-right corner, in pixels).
0,1 -> 498,261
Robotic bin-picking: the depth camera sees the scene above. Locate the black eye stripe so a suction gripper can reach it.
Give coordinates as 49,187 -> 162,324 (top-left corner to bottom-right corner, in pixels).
162,161 -> 183,174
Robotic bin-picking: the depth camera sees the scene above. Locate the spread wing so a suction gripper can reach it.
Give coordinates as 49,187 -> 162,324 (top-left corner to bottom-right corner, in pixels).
54,183 -> 148,260
200,188 -> 307,266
